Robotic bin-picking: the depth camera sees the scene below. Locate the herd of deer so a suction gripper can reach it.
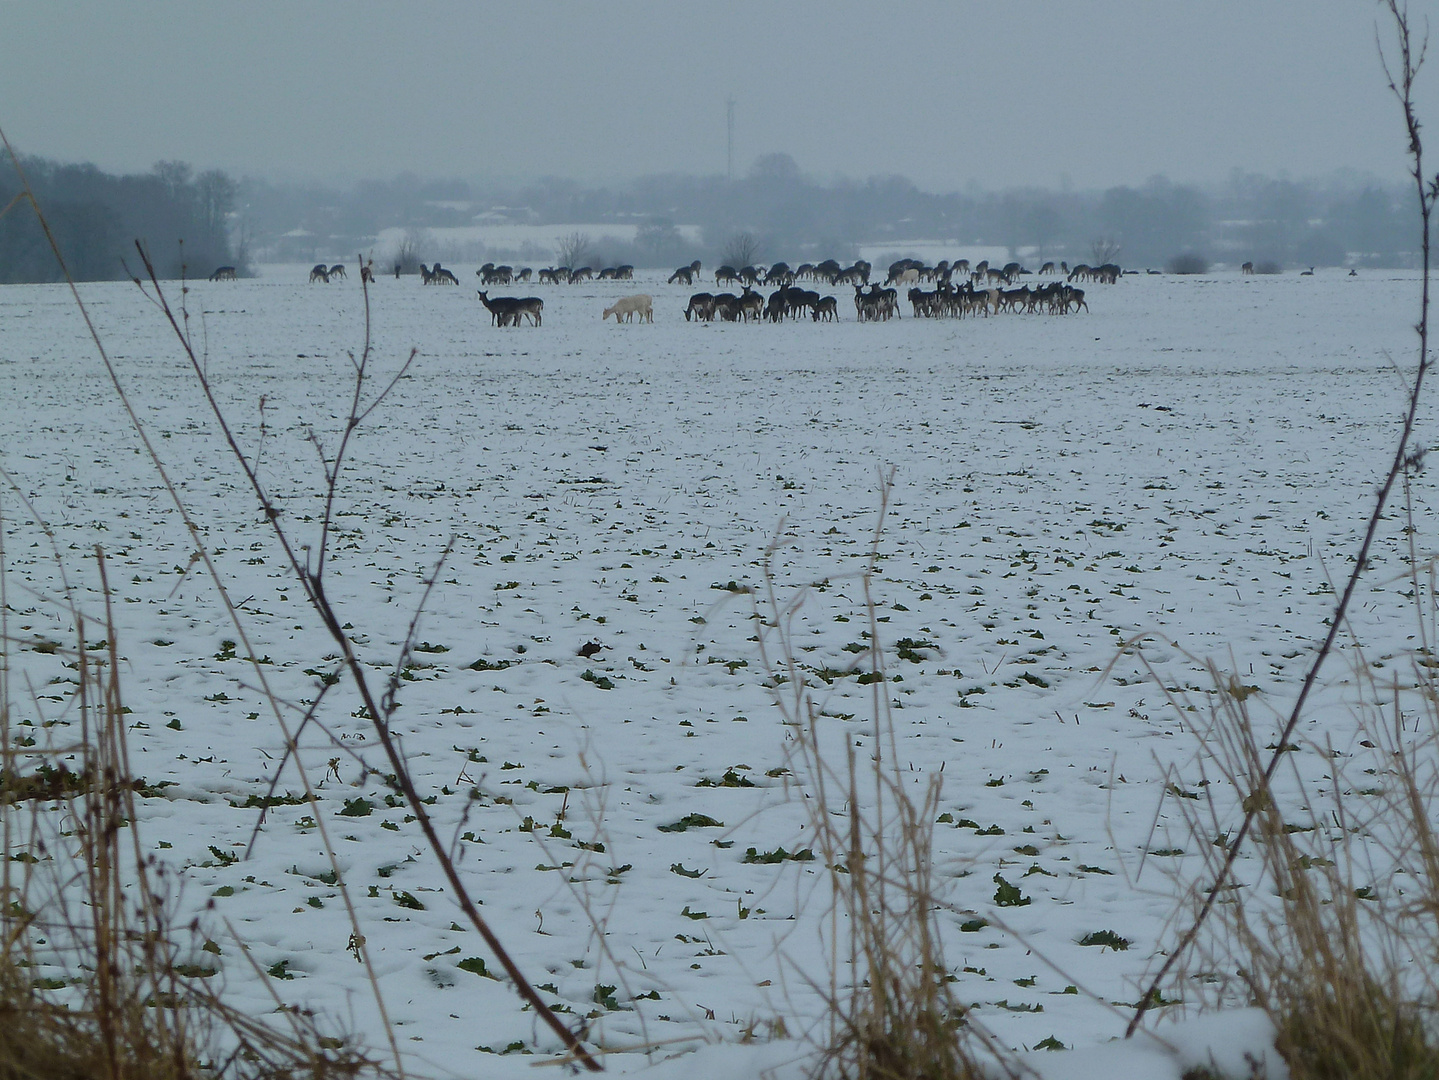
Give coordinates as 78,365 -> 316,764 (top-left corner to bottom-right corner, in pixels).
308,263 -> 347,283
211,254 -> 1114,326
418,262 -> 460,285
905,280 -> 1089,317
476,290 -> 544,326
683,286 -> 841,322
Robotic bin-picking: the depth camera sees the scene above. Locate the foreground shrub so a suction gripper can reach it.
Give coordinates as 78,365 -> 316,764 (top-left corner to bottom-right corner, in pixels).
0,607 -> 385,1080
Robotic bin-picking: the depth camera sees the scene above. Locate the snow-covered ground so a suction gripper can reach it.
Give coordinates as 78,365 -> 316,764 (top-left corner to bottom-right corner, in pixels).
1,264 -> 1432,1079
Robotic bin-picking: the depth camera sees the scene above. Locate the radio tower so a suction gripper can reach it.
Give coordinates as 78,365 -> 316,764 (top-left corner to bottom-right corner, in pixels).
726,98 -> 735,182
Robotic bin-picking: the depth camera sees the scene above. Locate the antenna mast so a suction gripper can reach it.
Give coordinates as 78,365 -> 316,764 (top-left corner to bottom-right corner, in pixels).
726,98 -> 735,182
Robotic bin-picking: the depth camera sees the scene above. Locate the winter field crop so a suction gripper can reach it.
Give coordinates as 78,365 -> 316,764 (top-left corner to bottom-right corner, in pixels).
1,265 -> 1433,1078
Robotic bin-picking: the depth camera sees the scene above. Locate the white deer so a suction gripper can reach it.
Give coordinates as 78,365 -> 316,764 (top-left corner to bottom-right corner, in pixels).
602,294 -> 654,323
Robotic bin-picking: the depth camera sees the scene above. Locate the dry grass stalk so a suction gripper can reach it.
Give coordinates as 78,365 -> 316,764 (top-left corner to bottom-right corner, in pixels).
1157,648 -> 1439,1080
758,474 -> 1022,1080
0,551 -> 386,1080
1130,1 -> 1439,1045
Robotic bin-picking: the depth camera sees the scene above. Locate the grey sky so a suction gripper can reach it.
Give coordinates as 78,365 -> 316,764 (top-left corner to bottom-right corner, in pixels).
3,2 -> 1432,191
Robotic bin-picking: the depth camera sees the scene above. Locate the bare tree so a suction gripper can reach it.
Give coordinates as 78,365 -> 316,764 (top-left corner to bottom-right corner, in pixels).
555,230 -> 593,268
151,159 -> 192,201
721,231 -> 763,268
195,169 -> 236,243
393,228 -> 428,275
1090,236 -> 1122,265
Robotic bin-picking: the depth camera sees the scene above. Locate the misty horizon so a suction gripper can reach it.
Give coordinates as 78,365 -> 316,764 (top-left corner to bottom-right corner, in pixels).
4,2 -> 1432,194
7,139 -> 1414,203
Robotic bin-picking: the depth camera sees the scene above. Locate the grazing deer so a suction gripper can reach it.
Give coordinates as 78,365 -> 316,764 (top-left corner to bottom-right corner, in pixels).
736,287 -> 765,321
433,265 -> 459,285
328,264 -> 347,280
309,264 -> 330,283
712,292 -> 741,320
1241,261 -> 1255,275
813,295 -> 838,321
209,266 -> 236,281
668,265 -> 696,285
685,292 -> 715,322
477,290 -> 543,326
602,294 -> 654,323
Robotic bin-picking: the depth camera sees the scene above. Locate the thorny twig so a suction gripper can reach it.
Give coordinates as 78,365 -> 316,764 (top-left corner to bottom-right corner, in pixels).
0,127 -> 407,1074
130,249 -> 603,1069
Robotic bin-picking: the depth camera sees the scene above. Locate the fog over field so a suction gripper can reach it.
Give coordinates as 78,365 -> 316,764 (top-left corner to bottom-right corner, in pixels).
6,6 -> 1439,1080
1,3 -> 1425,190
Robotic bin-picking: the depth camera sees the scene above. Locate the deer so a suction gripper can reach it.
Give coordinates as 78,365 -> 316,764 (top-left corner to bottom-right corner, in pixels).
209,266 -> 236,281
602,294 -> 654,323
511,296 -> 543,324
685,292 -> 716,321
477,291 -> 542,326
309,264 -> 330,283
328,264 -> 347,280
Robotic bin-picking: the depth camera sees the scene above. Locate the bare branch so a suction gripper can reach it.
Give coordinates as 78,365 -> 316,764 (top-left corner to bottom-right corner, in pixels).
1128,1 -> 1436,1034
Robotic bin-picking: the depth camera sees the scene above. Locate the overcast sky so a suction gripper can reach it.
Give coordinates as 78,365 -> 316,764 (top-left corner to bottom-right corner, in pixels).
3,2 -> 1434,192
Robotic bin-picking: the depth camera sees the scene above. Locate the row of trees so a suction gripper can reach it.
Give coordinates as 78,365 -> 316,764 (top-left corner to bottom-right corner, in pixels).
0,151 -> 1420,279
238,157 -> 1422,272
0,156 -> 238,283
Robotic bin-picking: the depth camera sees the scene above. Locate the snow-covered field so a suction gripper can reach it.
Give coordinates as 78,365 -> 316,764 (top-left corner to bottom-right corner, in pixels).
1,264 -> 1432,1079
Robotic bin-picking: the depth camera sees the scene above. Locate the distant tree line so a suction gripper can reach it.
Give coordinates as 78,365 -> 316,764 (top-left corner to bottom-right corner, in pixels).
0,156 -> 237,283
11,150 -> 1413,277
237,156 -> 1423,273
